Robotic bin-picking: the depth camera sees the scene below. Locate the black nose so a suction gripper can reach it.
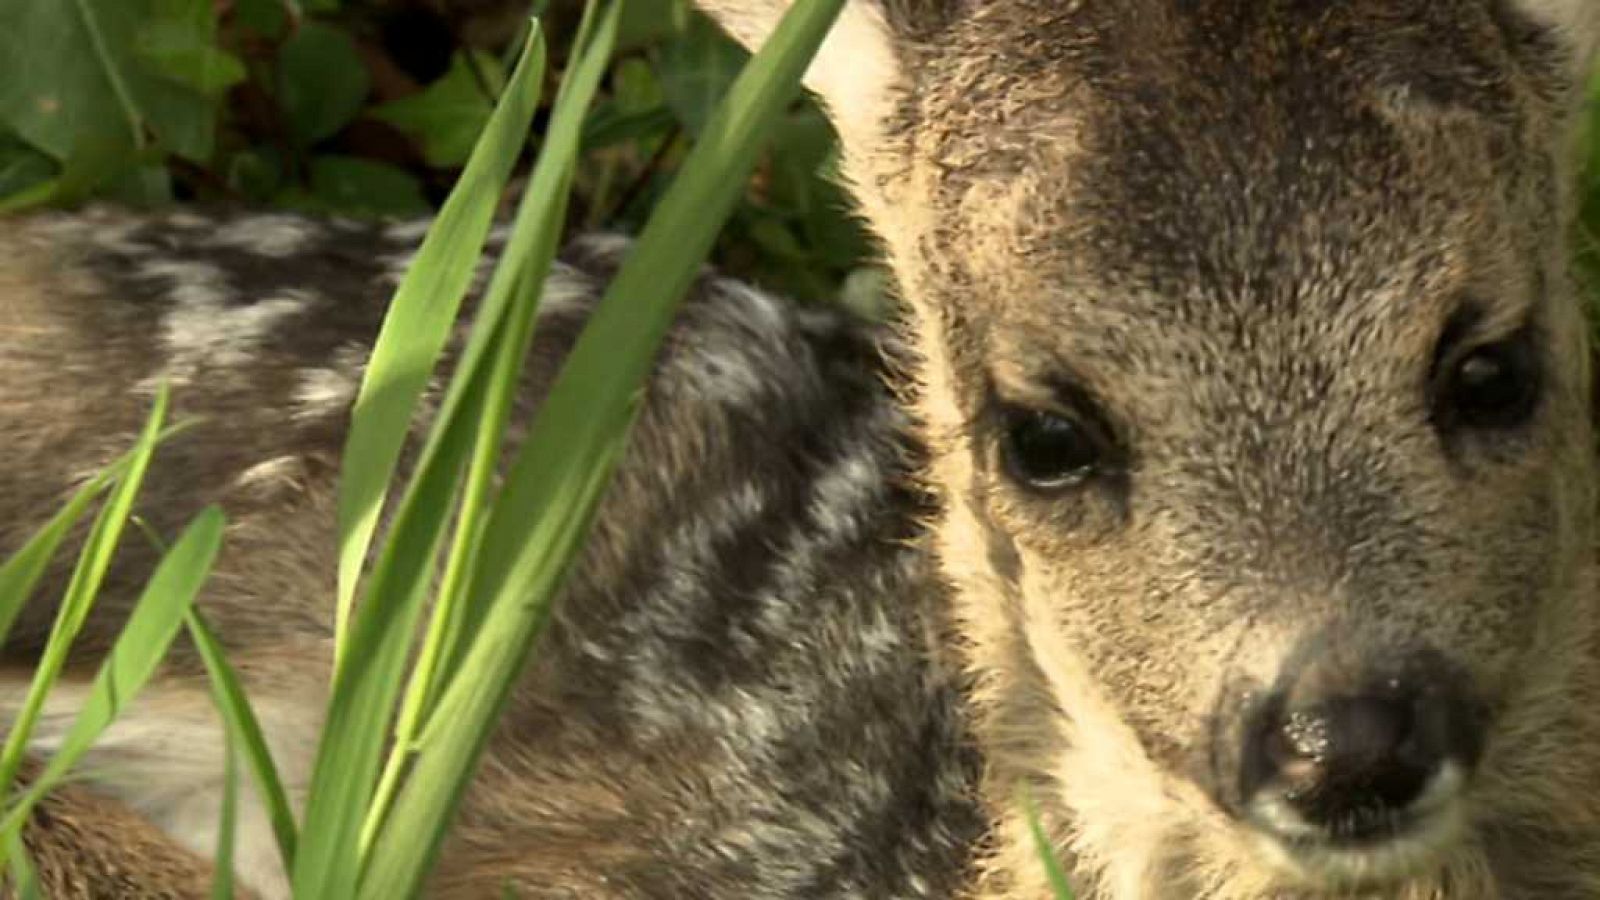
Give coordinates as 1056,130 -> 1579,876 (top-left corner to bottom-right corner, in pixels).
1242,673 -> 1483,841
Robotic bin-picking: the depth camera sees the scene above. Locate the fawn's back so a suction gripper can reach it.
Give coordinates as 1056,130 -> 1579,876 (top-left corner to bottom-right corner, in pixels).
0,208 -> 981,898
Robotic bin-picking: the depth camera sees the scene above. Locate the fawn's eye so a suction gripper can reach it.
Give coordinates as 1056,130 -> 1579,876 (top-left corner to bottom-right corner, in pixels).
1000,408 -> 1104,491
1434,336 -> 1541,434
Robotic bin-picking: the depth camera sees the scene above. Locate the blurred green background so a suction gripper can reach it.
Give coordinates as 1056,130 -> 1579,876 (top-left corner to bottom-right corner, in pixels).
0,0 -> 1595,312
0,0 -> 884,313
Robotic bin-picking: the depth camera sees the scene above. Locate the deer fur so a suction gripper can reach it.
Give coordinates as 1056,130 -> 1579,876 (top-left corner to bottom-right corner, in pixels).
3,0 -> 1600,897
0,210 -> 980,898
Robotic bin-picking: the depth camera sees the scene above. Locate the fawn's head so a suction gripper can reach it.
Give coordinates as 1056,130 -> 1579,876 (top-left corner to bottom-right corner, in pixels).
705,1 -> 1600,895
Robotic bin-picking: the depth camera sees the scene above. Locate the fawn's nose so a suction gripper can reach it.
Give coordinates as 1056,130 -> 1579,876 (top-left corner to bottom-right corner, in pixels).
1241,663 -> 1484,843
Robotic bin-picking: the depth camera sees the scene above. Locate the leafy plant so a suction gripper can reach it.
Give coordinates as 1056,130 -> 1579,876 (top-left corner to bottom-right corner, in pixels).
0,0 -> 879,306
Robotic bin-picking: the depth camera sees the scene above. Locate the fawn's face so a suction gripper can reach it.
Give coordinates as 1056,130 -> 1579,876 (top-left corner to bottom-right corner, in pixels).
875,2 -> 1600,892
703,0 -> 1599,892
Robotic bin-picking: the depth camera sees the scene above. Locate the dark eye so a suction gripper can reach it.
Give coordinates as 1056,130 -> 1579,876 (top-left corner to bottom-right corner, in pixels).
1000,409 -> 1104,490
1436,337 -> 1540,433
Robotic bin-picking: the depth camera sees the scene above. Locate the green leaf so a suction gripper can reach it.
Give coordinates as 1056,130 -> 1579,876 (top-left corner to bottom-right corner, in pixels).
307,156 -> 429,218
582,58 -> 673,150
233,0 -> 289,39
0,135 -> 59,208
277,22 -> 369,146
654,11 -> 750,135
1,505 -> 224,844
0,0 -> 220,166
225,147 -> 286,200
187,608 -> 298,873
358,0 -> 845,894
106,163 -> 175,207
617,0 -> 679,51
372,53 -> 497,168
137,23 -> 247,96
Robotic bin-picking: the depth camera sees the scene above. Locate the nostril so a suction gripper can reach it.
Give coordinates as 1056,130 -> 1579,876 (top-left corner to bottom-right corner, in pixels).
1240,675 -> 1486,843
1235,646 -> 1488,845
1278,696 -> 1414,770
1268,695 -> 1436,831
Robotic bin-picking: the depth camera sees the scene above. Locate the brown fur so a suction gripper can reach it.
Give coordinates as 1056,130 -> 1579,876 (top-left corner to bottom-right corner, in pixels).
6,1 -> 1600,897
702,0 -> 1600,897
8,759 -> 237,900
0,213 -> 980,897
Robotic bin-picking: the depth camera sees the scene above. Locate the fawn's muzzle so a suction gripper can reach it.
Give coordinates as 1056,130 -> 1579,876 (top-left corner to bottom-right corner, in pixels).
1239,646 -> 1485,847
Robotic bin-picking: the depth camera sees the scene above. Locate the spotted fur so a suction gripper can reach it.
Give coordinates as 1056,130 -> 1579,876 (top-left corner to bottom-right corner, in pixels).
0,207 -> 981,897
7,0 -> 1600,897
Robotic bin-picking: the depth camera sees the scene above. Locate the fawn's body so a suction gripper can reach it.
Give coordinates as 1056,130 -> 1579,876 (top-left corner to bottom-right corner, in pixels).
7,0 -> 1600,897
0,210 -> 980,897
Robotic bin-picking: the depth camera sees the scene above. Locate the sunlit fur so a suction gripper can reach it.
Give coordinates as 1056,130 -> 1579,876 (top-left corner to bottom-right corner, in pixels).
6,2 -> 1600,897
700,0 -> 1600,897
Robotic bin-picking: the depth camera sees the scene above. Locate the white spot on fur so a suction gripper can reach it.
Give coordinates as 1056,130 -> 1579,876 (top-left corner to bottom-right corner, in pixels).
235,455 -> 305,493
207,214 -> 317,258
32,210 -> 146,255
163,210 -> 207,229
807,445 -> 883,548
138,259 -> 314,382
292,343 -> 369,421
568,232 -> 633,265
539,264 -> 598,316
382,218 -> 433,243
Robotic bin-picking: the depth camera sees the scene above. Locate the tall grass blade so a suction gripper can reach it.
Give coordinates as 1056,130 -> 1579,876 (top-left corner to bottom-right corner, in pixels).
356,439 -> 625,900
292,29 -> 548,900
1022,787 -> 1077,900
332,24 -> 547,666
0,386 -> 170,804
187,607 -> 298,871
0,467 -> 118,647
3,830 -> 39,900
211,730 -> 239,900
0,506 -> 224,844
371,0 -> 624,841
358,1 -> 846,894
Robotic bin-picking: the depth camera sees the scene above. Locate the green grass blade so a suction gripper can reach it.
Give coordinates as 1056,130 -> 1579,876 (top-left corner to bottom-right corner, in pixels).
373,0 -> 623,829
356,436 -> 627,900
332,24 -> 547,667
0,417 -> 195,646
291,30 -> 549,900
0,505 -> 224,841
0,466 -> 119,647
387,0 -> 620,723
3,829 -> 39,900
0,385 -> 170,803
1022,787 -> 1077,900
358,1 -> 845,894
187,607 -> 298,872
211,730 -> 239,900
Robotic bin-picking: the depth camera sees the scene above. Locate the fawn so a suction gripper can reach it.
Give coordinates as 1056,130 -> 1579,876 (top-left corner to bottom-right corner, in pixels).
4,0 -> 1600,897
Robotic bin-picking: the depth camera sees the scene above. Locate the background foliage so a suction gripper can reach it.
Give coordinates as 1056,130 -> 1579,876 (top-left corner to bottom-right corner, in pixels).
0,0 -> 884,312
1,1 -> 1597,308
